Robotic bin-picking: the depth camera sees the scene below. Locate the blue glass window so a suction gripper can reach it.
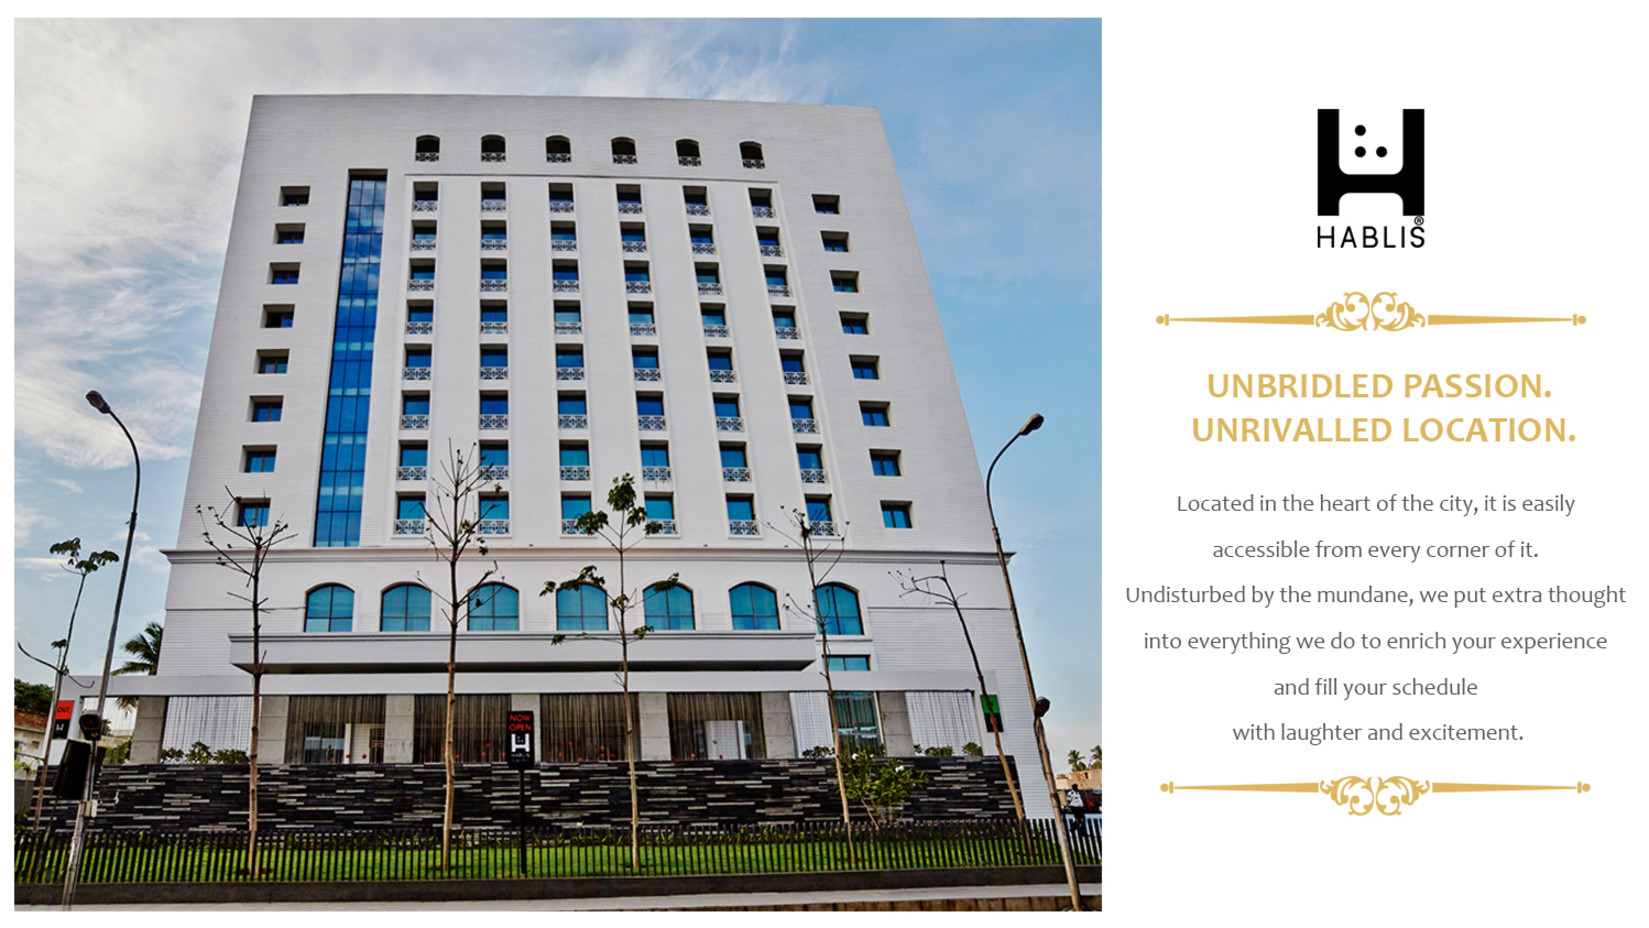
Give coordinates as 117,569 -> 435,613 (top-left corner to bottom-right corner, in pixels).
238,501 -> 270,527
399,445 -> 427,467
757,230 -> 779,246
861,405 -> 889,426
278,228 -> 305,244
645,498 -> 674,521
798,450 -> 824,471
283,189 -> 310,206
621,229 -> 646,244
881,504 -> 912,529
851,358 -> 878,380
726,498 -> 755,522
813,195 -> 839,215
773,311 -> 795,329
551,226 -> 576,242
729,583 -> 779,630
480,348 -> 508,368
560,446 -> 589,467
468,583 -> 519,631
556,583 -> 608,631
781,357 -> 805,373
714,398 -> 739,418
701,309 -> 726,326
720,447 -> 746,468
409,266 -> 434,281
305,585 -> 354,633
822,234 -> 848,252
749,192 -> 772,209
412,227 -> 436,243
684,191 -> 707,207
629,307 -> 655,325
480,445 -> 509,468
480,305 -> 506,323
640,446 -> 669,467
480,264 -> 507,280
253,400 -> 283,422
480,395 -> 509,415
396,497 -> 425,520
479,495 -> 509,521
816,583 -> 862,636
562,495 -> 592,520
696,269 -> 720,285
636,397 -> 664,417
871,452 -> 901,476
826,655 -> 870,671
841,315 -> 868,335
789,399 -> 813,420
690,229 -> 713,245
408,305 -> 433,324
481,228 -> 506,242
806,498 -> 832,525
402,396 -> 429,416
617,189 -> 641,205
266,309 -> 295,328
272,267 -> 300,284
633,350 -> 659,370
559,395 -> 586,416
643,584 -> 694,630
406,349 -> 431,370
552,265 -> 579,281
707,353 -> 733,371
381,584 -> 431,632
245,450 -> 276,473
557,349 -> 584,369
554,306 -> 581,325
833,275 -> 858,293
765,270 -> 787,288
549,190 -> 573,207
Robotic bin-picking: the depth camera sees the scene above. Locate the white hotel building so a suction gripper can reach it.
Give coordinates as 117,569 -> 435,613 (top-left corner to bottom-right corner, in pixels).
117,95 -> 1050,814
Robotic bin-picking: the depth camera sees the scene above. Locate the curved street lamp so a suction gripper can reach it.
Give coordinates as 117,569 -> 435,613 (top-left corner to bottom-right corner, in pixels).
984,413 -> 1084,910
62,391 -> 141,910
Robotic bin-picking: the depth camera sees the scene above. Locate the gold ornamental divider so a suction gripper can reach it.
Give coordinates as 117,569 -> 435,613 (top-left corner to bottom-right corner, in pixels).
1155,291 -> 1587,332
1161,776 -> 1590,816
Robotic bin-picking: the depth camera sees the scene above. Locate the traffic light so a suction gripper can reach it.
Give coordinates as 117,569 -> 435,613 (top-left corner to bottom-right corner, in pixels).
78,712 -> 104,741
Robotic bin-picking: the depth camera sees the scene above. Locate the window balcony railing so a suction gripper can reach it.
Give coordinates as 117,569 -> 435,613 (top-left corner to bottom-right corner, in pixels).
678,155 -> 701,167
480,279 -> 507,292
479,414 -> 509,429
401,414 -> 429,430
642,466 -> 671,483
698,283 -> 723,295
551,239 -> 577,252
692,242 -> 716,255
549,200 -> 575,213
716,416 -> 744,432
703,324 -> 729,338
415,152 -> 439,162
634,368 -> 661,382
406,321 -> 433,335
481,199 -> 507,211
481,152 -> 506,163
553,280 -> 580,292
394,519 -> 426,535
638,415 -> 667,431
480,465 -> 509,481
410,239 -> 435,251
775,326 -> 800,340
767,284 -> 791,297
478,519 -> 509,534
480,320 -> 508,335
626,281 -> 652,294
622,241 -> 647,253
751,206 -> 775,218
759,244 -> 783,257
800,468 -> 828,484
397,466 -> 426,481
743,159 -> 766,169
791,418 -> 819,434
617,203 -> 644,214
409,279 -> 435,291
810,521 -> 838,537
613,154 -> 638,165
559,414 -> 587,429
557,367 -> 585,381
480,366 -> 508,381
555,321 -> 582,336
729,520 -> 760,536
722,467 -> 751,482
685,204 -> 710,216
404,367 -> 431,380
652,520 -> 678,535
561,465 -> 590,481
708,369 -> 737,383
784,371 -> 809,385
630,322 -> 656,337
481,239 -> 506,251
413,201 -> 438,212
562,519 -> 584,535
546,152 -> 572,164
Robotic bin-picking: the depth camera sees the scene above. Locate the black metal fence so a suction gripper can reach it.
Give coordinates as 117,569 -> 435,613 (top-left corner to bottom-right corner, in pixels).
15,819 -> 1100,885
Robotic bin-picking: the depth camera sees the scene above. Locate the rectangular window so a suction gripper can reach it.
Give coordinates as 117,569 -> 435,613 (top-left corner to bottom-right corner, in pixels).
551,223 -> 576,242
702,308 -> 726,326
406,349 -> 431,370
559,394 -> 586,416
726,497 -> 756,522
554,305 -> 581,326
263,305 -> 294,328
870,452 -> 902,476
832,273 -> 859,293
640,445 -> 670,468
238,500 -> 271,528
813,194 -> 839,214
798,449 -> 824,471
480,394 -> 509,415
772,310 -> 796,329
881,503 -> 913,529
861,403 -> 890,427
479,495 -> 509,522
707,351 -> 733,371
562,495 -> 593,520
397,497 -> 426,520
277,224 -> 305,244
399,444 -> 428,467
806,498 -> 832,524
480,444 -> 509,469
633,349 -> 660,370
821,232 -> 849,252
826,655 -> 870,672
252,399 -> 284,422
850,357 -> 879,380
645,497 -> 674,521
840,313 -> 868,335
257,351 -> 289,374
714,397 -> 740,419
408,304 -> 434,324
271,266 -> 300,285
560,445 -> 590,467
402,395 -> 430,416
781,355 -> 806,373
480,303 -> 507,324
629,306 -> 655,325
636,397 -> 665,417
720,446 -> 747,468
245,449 -> 277,473
557,349 -> 584,370
480,348 -> 508,369
281,186 -> 309,206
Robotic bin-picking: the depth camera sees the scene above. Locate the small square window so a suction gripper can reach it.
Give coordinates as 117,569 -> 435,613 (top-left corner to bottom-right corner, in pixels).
238,500 -> 271,528
860,403 -> 890,427
870,452 -> 901,476
850,357 -> 879,380
881,503 -> 912,529
264,305 -> 294,328
270,265 -> 300,285
281,186 -> 310,207
252,399 -> 284,422
826,655 -> 870,672
397,496 -> 426,520
244,449 -> 277,473
832,272 -> 859,293
840,313 -> 868,335
821,232 -> 849,252
813,195 -> 840,214
257,351 -> 289,374
276,224 -> 305,244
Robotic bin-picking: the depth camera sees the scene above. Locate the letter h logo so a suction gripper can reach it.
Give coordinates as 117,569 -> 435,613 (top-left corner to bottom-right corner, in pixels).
1317,109 -> 1425,216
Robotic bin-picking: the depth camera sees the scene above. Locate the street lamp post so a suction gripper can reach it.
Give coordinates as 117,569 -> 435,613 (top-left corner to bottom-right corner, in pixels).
985,413 -> 1085,911
61,391 -> 141,910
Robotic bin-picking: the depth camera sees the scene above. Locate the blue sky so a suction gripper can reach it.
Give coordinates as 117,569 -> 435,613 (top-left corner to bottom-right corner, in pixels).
11,18 -> 1101,760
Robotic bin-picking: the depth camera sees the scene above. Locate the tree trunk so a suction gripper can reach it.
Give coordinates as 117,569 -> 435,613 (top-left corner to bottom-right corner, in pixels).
247,573 -> 261,877
442,618 -> 457,871
31,668 -> 64,832
623,635 -> 639,870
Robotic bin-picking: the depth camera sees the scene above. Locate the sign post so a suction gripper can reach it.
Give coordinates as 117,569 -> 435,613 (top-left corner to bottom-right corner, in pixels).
980,693 -> 1005,733
506,710 -> 534,875
52,700 -> 74,739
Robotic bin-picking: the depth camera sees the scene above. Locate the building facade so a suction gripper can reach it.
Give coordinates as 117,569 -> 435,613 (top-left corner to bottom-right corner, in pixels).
114,95 -> 1050,814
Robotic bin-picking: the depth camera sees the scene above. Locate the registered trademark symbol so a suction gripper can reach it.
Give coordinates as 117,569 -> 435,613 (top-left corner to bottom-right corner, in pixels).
1413,216 -> 1425,226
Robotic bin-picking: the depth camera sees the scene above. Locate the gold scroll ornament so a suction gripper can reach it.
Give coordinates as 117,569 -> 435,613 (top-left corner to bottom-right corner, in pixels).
1161,777 -> 1589,816
1155,291 -> 1586,331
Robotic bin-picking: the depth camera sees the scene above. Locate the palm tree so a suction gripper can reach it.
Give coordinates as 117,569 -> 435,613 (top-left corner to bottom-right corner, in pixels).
111,622 -> 163,709
1067,749 -> 1088,773
1090,745 -> 1102,768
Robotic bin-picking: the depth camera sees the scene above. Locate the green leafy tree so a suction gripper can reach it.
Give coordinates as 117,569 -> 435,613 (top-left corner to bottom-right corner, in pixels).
1090,746 -> 1102,769
841,742 -> 929,826
963,742 -> 985,757
542,473 -> 676,872
111,622 -> 164,710
1067,749 -> 1088,773
15,679 -> 52,715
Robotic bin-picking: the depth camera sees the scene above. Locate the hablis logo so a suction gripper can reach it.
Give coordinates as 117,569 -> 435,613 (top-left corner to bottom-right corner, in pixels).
1316,108 -> 1425,249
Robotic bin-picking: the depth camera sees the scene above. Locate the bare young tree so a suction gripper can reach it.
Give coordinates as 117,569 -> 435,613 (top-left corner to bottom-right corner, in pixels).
541,474 -> 676,872
419,443 -> 501,872
893,562 -> 1027,822
19,538 -> 119,830
198,493 -> 298,876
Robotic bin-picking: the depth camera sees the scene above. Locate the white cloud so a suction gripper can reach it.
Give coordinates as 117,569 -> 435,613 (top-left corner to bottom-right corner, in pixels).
45,479 -> 85,495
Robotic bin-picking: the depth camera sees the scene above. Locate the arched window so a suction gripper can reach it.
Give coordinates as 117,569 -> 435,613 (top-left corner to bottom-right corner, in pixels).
545,135 -> 571,162
557,583 -> 608,631
381,584 -> 432,632
644,583 -> 694,630
676,139 -> 701,165
481,135 -> 506,161
415,135 -> 440,161
730,583 -> 780,630
468,583 -> 518,631
815,583 -> 863,636
739,141 -> 765,168
305,584 -> 354,633
611,137 -> 637,164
